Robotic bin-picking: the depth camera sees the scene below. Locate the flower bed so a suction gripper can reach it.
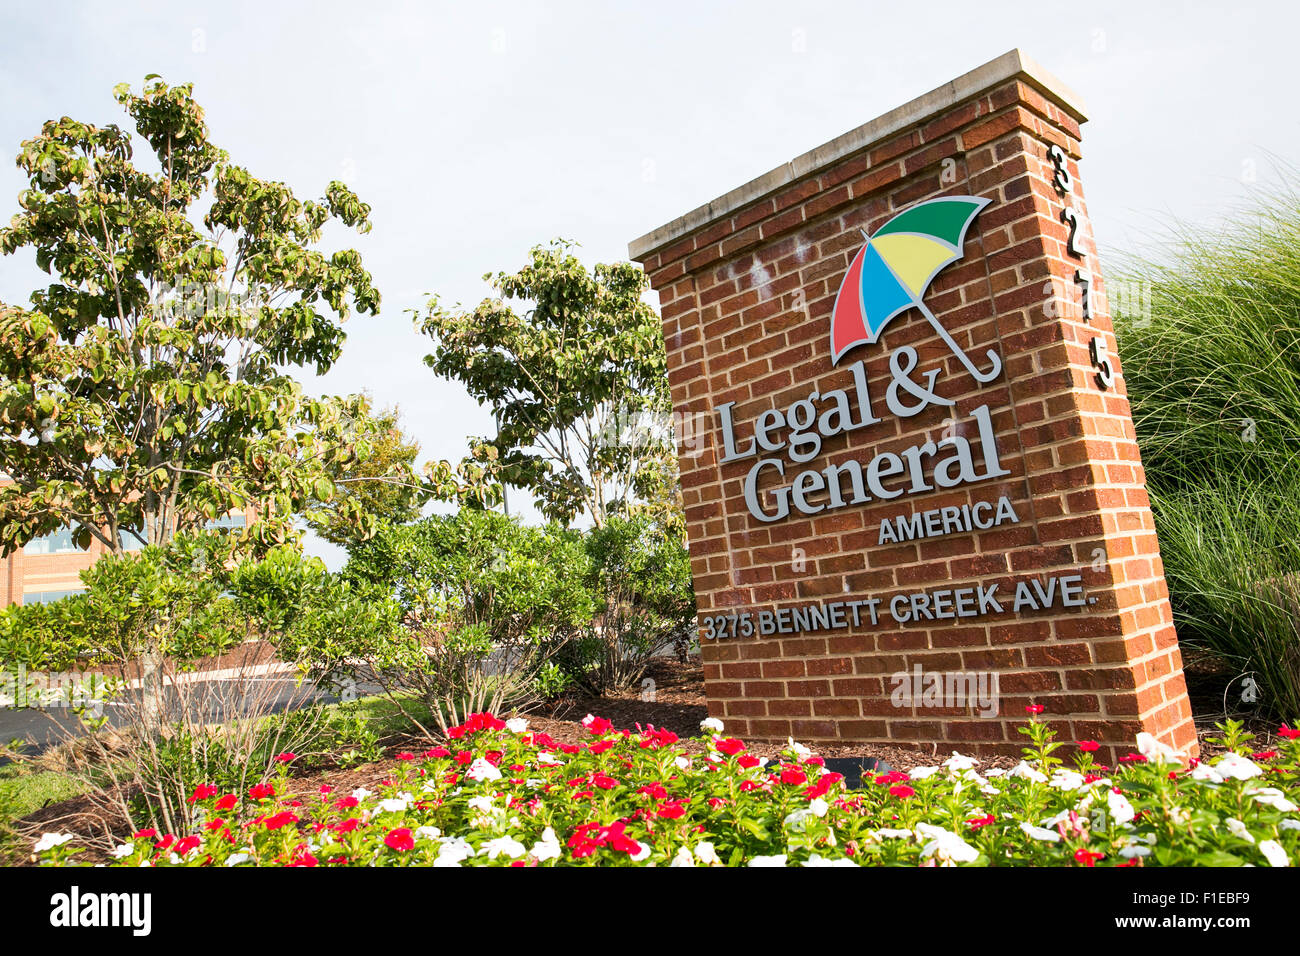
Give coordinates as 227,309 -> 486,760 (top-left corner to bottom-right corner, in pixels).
33,711 -> 1300,867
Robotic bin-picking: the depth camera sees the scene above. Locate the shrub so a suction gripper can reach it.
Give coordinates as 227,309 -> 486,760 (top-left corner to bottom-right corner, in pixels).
559,514 -> 696,694
35,712 -> 1300,867
1115,188 -> 1300,716
337,510 -> 598,734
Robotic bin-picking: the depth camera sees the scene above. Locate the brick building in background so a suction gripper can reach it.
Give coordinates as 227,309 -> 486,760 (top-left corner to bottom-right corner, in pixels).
0,477 -> 253,607
629,50 -> 1197,760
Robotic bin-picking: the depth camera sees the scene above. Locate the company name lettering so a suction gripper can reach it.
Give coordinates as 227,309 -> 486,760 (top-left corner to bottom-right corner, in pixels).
715,352 -> 1010,523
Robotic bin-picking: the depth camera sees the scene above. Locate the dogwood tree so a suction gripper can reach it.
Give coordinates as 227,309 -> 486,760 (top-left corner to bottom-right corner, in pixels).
0,76 -> 382,556
416,240 -> 681,530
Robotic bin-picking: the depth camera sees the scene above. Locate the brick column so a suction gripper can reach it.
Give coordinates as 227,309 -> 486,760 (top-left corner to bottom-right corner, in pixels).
630,50 -> 1196,761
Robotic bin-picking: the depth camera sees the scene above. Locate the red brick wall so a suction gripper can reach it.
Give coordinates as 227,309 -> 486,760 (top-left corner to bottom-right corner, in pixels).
633,70 -> 1197,761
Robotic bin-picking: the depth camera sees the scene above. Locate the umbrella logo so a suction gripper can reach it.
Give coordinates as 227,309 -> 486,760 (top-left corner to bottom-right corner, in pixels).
830,195 -> 1002,383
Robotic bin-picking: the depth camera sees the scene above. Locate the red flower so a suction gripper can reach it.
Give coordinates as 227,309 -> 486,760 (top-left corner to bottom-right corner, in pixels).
1278,725 -> 1300,740
779,765 -> 808,786
455,751 -> 473,765
1074,848 -> 1104,867
424,747 -> 451,759
637,782 -> 668,800
274,752 -> 296,764
395,752 -> 415,762
657,800 -> 688,819
714,737 -> 746,756
889,784 -> 916,799
249,783 -> 275,800
589,739 -> 616,755
874,771 -> 909,786
1118,753 -> 1148,764
263,811 -> 300,830
187,783 -> 219,804
1252,750 -> 1278,761
1077,740 -> 1100,752
582,714 -> 615,736
966,814 -> 996,829
384,828 -> 415,852
737,754 -> 761,769
1025,704 -> 1044,715
133,828 -> 157,840
592,773 -> 619,790
174,835 -> 201,856
336,796 -> 359,810
335,818 -> 361,833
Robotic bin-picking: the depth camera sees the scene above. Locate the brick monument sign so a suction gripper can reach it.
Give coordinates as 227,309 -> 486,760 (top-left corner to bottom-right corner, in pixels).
629,50 -> 1197,760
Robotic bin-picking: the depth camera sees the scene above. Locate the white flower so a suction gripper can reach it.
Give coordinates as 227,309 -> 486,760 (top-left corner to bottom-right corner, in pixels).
415,826 -> 441,841
803,854 -> 858,867
1050,769 -> 1086,791
1119,843 -> 1151,859
1214,753 -> 1263,780
531,827 -> 562,862
1280,819 -> 1300,832
670,846 -> 696,867
694,841 -> 719,865
536,751 -> 563,766
1189,762 -> 1225,783
783,808 -> 814,830
466,758 -> 503,782
980,785 -> 1002,797
1019,821 -> 1060,842
481,836 -> 527,860
943,752 -> 981,772
1107,789 -> 1136,825
915,823 -> 978,863
351,787 -> 374,801
984,767 -> 1007,777
468,795 -> 495,813
809,797 -> 829,818
434,838 -> 475,867
1007,761 -> 1048,783
1247,786 -> 1299,812
33,833 -> 75,853
1136,732 -> 1182,764
167,852 -> 182,864
1259,839 -> 1289,867
875,828 -> 914,839
506,717 -> 529,734
224,852 -> 251,866
748,854 -> 788,867
908,766 -> 940,780
786,738 -> 812,760
1225,818 -> 1255,843
674,755 -> 691,771
110,843 -> 134,859
700,717 -> 725,734
630,841 -> 652,862
378,795 -> 413,814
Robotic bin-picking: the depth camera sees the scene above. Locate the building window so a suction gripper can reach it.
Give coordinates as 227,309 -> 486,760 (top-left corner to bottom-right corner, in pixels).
23,527 -> 82,555
25,588 -> 86,604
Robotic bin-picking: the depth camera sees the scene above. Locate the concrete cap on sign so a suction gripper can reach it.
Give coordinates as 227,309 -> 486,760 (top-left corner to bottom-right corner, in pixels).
627,48 -> 1087,262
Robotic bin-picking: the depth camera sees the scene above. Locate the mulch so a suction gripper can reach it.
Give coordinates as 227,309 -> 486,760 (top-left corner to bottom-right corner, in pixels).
8,650 -> 1287,864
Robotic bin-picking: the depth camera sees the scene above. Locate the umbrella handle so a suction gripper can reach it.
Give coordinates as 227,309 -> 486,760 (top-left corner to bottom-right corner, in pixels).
916,301 -> 1003,384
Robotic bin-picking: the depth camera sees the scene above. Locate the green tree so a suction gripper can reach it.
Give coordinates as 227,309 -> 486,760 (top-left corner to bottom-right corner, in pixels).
415,240 -> 681,530
304,393 -> 428,548
0,76 -> 381,557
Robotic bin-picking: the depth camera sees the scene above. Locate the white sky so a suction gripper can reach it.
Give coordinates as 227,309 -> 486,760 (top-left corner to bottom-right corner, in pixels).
0,1 -> 1293,568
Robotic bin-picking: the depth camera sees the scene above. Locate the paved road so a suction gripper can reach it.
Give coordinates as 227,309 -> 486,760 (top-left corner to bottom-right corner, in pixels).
0,666 -> 372,758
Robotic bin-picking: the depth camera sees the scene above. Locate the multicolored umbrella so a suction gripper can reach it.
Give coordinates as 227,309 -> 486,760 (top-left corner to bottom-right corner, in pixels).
830,195 -> 1002,383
